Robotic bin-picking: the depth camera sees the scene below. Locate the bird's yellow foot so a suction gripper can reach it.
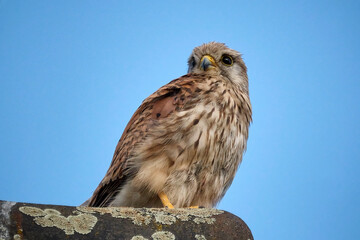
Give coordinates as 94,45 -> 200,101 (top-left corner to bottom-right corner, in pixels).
158,192 -> 174,209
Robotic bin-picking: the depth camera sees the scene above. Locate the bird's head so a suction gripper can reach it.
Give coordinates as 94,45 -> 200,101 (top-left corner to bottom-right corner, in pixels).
187,42 -> 248,93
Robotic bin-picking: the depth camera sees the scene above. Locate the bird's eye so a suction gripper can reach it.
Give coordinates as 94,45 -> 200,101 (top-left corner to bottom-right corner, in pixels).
221,55 -> 233,66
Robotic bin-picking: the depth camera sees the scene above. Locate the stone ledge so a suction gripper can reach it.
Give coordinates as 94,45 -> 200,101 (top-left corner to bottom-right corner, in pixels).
0,200 -> 253,240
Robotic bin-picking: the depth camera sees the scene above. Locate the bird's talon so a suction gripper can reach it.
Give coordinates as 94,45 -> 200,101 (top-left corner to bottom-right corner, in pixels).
159,192 -> 174,209
188,206 -> 199,209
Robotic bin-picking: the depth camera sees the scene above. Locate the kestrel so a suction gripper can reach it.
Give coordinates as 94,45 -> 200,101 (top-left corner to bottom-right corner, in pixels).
85,42 -> 252,208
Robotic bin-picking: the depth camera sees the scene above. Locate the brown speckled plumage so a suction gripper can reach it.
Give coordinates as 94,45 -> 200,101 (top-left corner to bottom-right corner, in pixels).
87,42 -> 252,208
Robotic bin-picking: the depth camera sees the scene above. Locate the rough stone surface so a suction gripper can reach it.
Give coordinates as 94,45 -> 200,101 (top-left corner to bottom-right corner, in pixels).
0,200 -> 253,240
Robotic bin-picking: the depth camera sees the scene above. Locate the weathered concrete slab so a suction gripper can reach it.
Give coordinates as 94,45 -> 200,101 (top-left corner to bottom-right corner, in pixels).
0,200 -> 253,240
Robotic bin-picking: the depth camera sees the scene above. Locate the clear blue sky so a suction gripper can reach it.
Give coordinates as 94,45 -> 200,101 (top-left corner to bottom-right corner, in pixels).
1,1 -> 359,239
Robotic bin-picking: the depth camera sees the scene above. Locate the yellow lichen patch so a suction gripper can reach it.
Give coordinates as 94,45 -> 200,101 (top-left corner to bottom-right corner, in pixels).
18,206 -> 97,235
155,223 -> 163,231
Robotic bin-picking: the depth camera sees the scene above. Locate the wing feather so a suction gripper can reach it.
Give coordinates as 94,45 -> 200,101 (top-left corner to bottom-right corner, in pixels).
88,74 -> 203,207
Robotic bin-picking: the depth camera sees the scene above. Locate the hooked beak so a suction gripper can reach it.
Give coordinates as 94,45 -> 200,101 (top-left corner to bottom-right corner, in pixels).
200,55 -> 216,71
